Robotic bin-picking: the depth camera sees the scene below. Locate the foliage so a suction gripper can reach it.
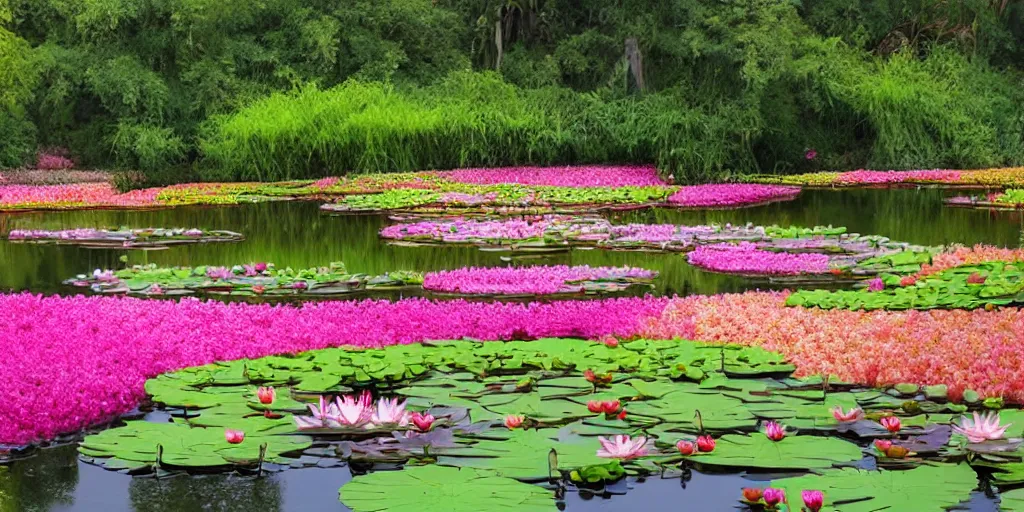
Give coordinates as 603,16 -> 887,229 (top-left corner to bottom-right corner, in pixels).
2,0 -> 1023,177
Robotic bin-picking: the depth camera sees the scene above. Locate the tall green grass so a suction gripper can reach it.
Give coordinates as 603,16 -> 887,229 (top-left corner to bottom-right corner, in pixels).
200,72 -> 751,182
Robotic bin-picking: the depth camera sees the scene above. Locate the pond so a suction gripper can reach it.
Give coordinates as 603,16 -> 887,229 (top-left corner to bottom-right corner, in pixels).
1,187 -> 1022,512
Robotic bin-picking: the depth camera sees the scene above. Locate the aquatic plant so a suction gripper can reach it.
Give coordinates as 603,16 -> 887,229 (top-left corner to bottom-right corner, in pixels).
596,435 -> 649,459
748,167 -> 1024,188
686,242 -> 831,275
7,228 -> 244,248
666,184 -> 799,207
440,165 -> 666,187
64,262 -> 423,297
421,265 -> 657,296
951,412 -> 1011,443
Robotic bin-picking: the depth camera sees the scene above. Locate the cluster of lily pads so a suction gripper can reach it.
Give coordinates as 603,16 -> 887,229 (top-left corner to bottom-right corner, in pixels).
788,260 -> 1024,311
746,167 -> 1024,188
7,228 -> 244,249
382,216 -> 935,280
64,262 -> 423,297
421,265 -> 657,296
64,262 -> 658,299
946,189 -> 1024,210
77,338 -> 1024,511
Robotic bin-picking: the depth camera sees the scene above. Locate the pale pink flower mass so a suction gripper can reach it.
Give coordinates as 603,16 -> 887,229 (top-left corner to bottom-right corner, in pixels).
952,411 -> 1011,443
831,406 -> 864,423
596,435 -> 650,459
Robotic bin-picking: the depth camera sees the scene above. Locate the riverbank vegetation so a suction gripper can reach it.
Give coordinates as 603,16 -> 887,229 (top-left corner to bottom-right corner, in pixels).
1,1 -> 1023,182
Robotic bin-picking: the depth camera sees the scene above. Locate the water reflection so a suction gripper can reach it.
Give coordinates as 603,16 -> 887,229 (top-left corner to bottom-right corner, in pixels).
2,189 -> 1022,296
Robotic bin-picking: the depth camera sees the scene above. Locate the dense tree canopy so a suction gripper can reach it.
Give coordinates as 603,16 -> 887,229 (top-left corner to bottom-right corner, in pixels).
1,0 -> 1022,181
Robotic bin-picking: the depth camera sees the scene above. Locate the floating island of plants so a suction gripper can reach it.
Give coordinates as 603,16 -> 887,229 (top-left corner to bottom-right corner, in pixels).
64,262 -> 423,298
946,189 -> 1024,210
745,167 -> 1024,188
788,260 -> 1024,311
3,166 -> 797,213
322,183 -> 800,215
64,263 -> 657,299
382,216 -> 934,281
77,338 -> 1024,511
7,228 -> 244,249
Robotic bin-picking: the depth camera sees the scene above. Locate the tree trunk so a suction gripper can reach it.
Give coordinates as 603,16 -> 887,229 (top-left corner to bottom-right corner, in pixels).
625,37 -> 645,94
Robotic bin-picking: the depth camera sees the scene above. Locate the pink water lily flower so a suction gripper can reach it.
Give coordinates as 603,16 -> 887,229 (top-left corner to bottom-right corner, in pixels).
952,411 -> 1011,443
371,397 -> 410,426
504,414 -> 525,429
831,406 -> 864,423
763,488 -> 785,506
867,277 -> 885,292
596,435 -> 649,459
257,386 -> 275,404
802,490 -> 824,511
880,416 -> 901,433
334,390 -> 375,427
410,412 -> 435,431
224,429 -> 245,444
294,395 -> 340,429
205,266 -> 233,280
764,421 -> 785,441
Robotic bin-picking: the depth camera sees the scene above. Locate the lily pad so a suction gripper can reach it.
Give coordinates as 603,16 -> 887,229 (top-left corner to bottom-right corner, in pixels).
339,465 -> 556,511
692,434 -> 862,470
771,464 -> 978,511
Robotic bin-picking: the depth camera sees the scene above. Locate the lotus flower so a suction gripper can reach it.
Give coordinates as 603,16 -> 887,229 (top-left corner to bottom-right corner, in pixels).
952,411 -> 1011,443
583,369 -> 612,385
763,488 -> 785,506
831,406 -> 864,423
880,416 -> 901,433
148,284 -> 164,295
602,400 -> 621,413
742,488 -> 763,503
504,415 -> 524,429
874,439 -> 892,452
805,149 -> 817,160
764,421 -> 785,441
292,281 -> 308,290
252,285 -> 265,294
294,395 -> 340,429
243,264 -> 259,277
183,229 -> 203,237
900,276 -> 917,287
257,386 -> 275,404
224,429 -> 245,444
587,401 -> 604,413
254,262 -> 268,272
616,409 -> 627,420
596,435 -> 649,459
410,412 -> 435,431
333,391 -> 374,427
696,435 -> 716,452
371,397 -> 410,426
92,269 -> 117,282
676,440 -> 695,455
867,277 -> 885,292
205,266 -> 233,280
968,272 -> 987,284
802,490 -> 824,511
601,335 -> 619,347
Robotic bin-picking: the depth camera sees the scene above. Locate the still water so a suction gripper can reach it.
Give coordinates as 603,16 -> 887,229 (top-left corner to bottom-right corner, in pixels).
0,188 -> 1021,511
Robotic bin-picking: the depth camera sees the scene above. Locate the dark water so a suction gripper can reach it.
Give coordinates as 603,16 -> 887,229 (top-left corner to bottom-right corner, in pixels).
1,187 -> 1022,511
1,189 -> 1022,296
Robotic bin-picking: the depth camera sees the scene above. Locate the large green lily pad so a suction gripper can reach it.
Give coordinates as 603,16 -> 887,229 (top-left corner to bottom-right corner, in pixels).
693,434 -> 862,470
78,421 -> 312,470
437,429 -> 608,480
339,465 -> 556,511
771,464 -> 978,511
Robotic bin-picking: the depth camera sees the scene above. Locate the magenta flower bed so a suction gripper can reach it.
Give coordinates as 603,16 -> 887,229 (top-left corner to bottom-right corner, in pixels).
667,184 -> 800,207
422,265 -> 657,295
0,183 -> 161,209
0,293 -> 668,445
686,242 -> 831,275
380,218 -> 552,242
438,165 -> 666,188
835,169 -> 963,184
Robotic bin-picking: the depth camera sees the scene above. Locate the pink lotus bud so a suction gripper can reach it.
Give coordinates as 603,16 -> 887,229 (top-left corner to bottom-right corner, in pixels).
801,490 -> 824,511
257,386 -> 275,404
504,414 -> 524,429
764,421 -> 785,441
696,435 -> 715,452
880,416 -> 901,433
676,440 -> 695,455
763,488 -> 785,506
224,429 -> 245,444
411,412 -> 435,431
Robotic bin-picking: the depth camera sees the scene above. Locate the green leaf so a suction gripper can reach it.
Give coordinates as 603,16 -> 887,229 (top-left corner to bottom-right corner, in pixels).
340,465 -> 556,511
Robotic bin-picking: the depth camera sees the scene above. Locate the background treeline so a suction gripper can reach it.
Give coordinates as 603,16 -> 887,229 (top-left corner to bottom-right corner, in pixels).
1,0 -> 1024,182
